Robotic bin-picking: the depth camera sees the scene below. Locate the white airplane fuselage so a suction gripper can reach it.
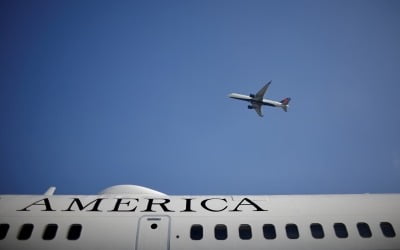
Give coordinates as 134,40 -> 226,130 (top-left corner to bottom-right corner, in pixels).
228,82 -> 291,116
228,93 -> 286,109
1,185 -> 400,250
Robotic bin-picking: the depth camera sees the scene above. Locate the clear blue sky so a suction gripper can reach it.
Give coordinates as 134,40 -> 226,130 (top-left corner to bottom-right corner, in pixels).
1,0 -> 400,195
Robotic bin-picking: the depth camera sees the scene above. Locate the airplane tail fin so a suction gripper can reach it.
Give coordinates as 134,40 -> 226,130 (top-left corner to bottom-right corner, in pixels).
280,97 -> 291,112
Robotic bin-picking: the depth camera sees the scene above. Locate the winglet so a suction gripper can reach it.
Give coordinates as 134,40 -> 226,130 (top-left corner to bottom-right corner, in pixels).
44,186 -> 56,195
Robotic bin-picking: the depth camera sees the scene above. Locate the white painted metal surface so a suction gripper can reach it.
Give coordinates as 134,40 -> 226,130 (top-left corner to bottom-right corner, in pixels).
1,186 -> 399,250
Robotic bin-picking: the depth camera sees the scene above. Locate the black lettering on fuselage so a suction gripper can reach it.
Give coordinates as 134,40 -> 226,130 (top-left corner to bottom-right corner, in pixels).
201,198 -> 228,212
230,198 -> 268,212
62,198 -> 104,212
17,198 -> 55,211
141,198 -> 174,212
180,198 -> 196,212
109,198 -> 139,212
16,197 -> 268,213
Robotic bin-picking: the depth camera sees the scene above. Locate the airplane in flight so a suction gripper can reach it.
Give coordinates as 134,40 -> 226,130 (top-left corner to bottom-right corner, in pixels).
228,81 -> 291,117
0,184 -> 399,250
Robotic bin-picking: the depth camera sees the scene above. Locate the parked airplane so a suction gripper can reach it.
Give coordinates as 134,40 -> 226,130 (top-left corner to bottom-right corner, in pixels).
1,184 -> 399,250
228,81 -> 291,117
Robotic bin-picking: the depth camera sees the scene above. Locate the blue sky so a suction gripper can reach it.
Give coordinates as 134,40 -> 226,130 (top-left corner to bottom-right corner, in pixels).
1,0 -> 400,195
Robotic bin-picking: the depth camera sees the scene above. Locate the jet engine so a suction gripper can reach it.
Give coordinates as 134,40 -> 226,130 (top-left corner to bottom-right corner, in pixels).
250,94 -> 255,98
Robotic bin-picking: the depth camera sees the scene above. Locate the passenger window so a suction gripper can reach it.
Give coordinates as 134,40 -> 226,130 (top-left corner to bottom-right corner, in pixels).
380,222 -> 396,238
43,224 -> 58,240
18,223 -> 34,240
239,224 -> 252,240
357,222 -> 372,238
190,224 -> 203,240
0,224 -> 10,240
310,223 -> 324,239
67,224 -> 82,240
263,224 -> 276,239
334,223 -> 348,238
286,224 -> 299,239
214,224 -> 227,240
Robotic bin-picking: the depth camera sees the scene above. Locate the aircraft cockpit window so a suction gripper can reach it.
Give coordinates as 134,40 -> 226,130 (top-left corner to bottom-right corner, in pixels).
67,224 -> 82,240
286,224 -> 299,239
43,224 -> 58,240
239,224 -> 252,240
334,223 -> 348,238
0,223 -> 10,240
310,223 -> 324,239
190,224 -> 203,240
357,222 -> 372,238
18,223 -> 34,240
380,222 -> 396,238
263,224 -> 276,239
214,224 -> 228,240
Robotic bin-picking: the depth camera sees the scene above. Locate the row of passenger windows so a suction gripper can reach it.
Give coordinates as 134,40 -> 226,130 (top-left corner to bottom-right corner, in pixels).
0,223 -> 82,241
190,222 -> 396,240
1,221 -> 396,242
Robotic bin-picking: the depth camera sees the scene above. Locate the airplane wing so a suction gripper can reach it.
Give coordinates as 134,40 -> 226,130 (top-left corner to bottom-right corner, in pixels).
252,103 -> 263,117
254,81 -> 271,100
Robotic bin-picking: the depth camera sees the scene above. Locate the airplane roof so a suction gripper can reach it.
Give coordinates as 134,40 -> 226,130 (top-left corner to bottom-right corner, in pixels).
98,185 -> 168,196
